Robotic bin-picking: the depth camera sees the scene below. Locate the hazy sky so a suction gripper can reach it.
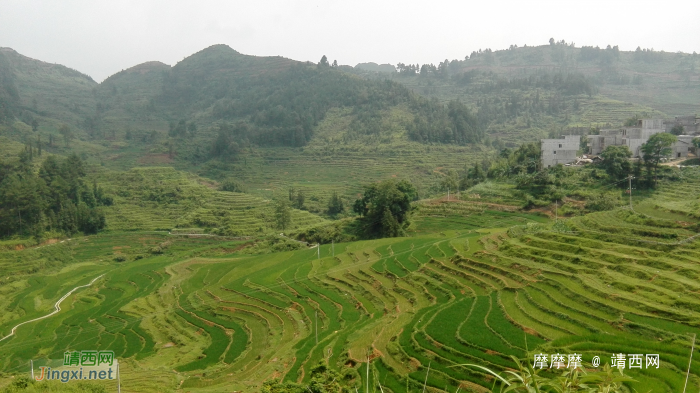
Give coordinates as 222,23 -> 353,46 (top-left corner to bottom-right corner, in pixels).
2,0 -> 699,82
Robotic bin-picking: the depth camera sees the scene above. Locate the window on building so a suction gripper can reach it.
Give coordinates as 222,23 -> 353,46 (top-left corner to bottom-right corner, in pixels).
553,151 -> 557,154
559,144 -> 562,148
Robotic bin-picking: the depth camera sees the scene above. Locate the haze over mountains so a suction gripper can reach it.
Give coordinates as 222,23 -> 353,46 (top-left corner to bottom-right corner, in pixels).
0,42 -> 698,172
2,37 -> 700,393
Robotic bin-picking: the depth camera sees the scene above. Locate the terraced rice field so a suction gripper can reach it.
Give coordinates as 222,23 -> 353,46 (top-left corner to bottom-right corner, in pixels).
1,175 -> 700,392
91,166 -> 328,235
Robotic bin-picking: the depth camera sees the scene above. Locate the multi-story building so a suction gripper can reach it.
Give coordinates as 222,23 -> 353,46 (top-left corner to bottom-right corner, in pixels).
588,119 -> 693,158
665,115 -> 699,134
541,135 -> 580,168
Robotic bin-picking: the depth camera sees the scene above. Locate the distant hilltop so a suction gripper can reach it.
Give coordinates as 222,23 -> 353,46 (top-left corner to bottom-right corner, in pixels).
355,62 -> 396,73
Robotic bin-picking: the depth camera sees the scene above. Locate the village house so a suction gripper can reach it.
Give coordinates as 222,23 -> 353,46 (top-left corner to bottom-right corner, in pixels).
588,118 -> 696,159
541,135 -> 580,168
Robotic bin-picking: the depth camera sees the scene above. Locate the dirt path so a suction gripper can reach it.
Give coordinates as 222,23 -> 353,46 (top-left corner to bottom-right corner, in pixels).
0,274 -> 104,342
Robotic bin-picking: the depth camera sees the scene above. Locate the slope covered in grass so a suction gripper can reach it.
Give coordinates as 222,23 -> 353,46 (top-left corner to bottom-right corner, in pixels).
2,172 -> 700,391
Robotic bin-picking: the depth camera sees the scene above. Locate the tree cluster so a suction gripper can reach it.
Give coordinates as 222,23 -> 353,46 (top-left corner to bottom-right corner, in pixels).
0,153 -> 109,239
634,47 -> 663,63
407,99 -> 483,144
353,179 -> 417,239
288,187 -> 305,210
162,56 -> 426,150
261,361 -> 357,392
326,191 -> 345,217
579,45 -> 620,64
641,132 -> 677,185
168,119 -> 197,138
0,52 -> 19,124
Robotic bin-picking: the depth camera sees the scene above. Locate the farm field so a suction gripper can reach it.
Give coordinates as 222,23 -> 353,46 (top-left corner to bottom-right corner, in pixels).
1,171 -> 700,392
89,166 -> 329,235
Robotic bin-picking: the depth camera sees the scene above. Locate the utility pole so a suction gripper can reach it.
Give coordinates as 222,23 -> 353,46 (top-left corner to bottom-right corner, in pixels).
332,240 -> 334,257
447,188 -> 450,201
366,356 -> 370,393
317,244 -> 320,259
628,175 -> 633,209
683,333 -> 696,393
30,360 -> 33,380
422,361 -> 431,393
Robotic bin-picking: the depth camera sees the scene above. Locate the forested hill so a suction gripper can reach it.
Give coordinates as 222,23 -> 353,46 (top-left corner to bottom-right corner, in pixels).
1,42 -> 698,173
0,44 -> 483,167
0,47 -> 96,127
358,42 -> 700,146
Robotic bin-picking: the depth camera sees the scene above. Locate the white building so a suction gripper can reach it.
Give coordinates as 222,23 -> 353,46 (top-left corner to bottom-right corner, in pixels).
588,119 -> 693,159
541,135 -> 580,168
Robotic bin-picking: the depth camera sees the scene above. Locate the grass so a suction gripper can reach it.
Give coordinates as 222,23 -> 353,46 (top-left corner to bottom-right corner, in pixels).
2,175 -> 700,391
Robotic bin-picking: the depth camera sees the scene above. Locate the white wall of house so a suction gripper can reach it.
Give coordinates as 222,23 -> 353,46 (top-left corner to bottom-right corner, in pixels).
541,135 -> 580,168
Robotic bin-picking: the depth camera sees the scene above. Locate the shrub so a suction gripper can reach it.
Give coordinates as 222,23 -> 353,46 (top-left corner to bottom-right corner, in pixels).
149,241 -> 172,254
585,192 -> 621,212
218,179 -> 247,193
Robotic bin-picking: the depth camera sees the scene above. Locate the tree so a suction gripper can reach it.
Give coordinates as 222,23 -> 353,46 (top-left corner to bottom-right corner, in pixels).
326,191 -> 344,216
58,124 -> 73,147
261,361 -> 355,392
219,179 -> 246,193
31,119 -> 39,132
670,125 -> 685,135
641,132 -> 676,185
211,124 -> 240,159
274,198 -> 292,231
692,137 -> 700,154
599,145 -> 632,181
295,189 -> 305,210
0,153 -> 109,239
318,55 -> 329,68
623,115 -> 640,127
353,179 -> 417,239
440,170 -> 458,193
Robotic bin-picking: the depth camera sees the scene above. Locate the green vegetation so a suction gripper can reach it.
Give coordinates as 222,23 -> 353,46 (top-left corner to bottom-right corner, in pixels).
382,42 -> 698,146
600,145 -> 632,182
1,377 -> 107,392
642,133 -> 677,184
0,42 -> 699,393
1,170 -> 700,392
352,179 -> 417,238
0,154 -> 108,240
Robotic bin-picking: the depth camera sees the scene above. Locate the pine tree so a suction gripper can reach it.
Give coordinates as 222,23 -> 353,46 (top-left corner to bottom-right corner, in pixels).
327,192 -> 344,216
295,190 -> 305,210
381,207 -> 400,237
274,198 -> 292,231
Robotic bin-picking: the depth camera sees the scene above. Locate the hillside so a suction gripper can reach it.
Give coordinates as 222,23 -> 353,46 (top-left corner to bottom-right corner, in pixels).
0,47 -> 97,128
1,172 -> 700,392
375,43 -> 700,144
0,45 -> 491,207
91,166 -> 328,235
2,38 -> 700,393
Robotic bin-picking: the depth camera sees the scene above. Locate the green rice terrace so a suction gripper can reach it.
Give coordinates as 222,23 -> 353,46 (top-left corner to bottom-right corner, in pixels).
1,172 -> 700,392
90,166 -> 328,235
